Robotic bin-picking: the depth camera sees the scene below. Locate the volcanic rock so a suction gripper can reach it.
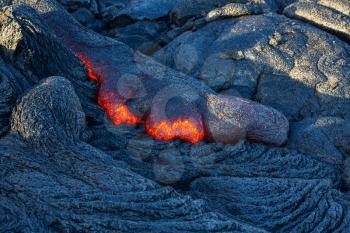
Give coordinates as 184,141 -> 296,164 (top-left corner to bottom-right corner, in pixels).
288,117 -> 350,165
105,20 -> 168,55
0,0 -> 350,232
283,0 -> 350,42
0,3 -> 101,121
100,0 -> 180,27
190,176 -> 350,232
154,13 -> 350,121
72,7 -> 95,26
205,1 -> 275,22
57,0 -> 91,11
0,0 -> 289,145
2,75 -> 269,232
0,58 -> 28,137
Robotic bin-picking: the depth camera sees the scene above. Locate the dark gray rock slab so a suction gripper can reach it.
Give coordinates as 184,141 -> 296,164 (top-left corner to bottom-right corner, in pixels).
98,0 -> 130,12
190,176 -> 350,232
105,20 -> 168,55
283,0 -> 350,42
100,0 -> 180,27
171,0 -> 278,26
171,0 -> 235,25
117,0 -> 180,20
287,117 -> 350,165
88,125 -> 341,188
57,0 -> 91,11
72,7 -> 95,26
317,0 -> 350,16
0,3 -> 101,122
205,0 -> 277,22
0,58 -> 28,137
154,13 -> 350,121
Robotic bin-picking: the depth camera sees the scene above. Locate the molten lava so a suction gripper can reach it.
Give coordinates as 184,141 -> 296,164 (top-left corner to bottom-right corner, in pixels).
79,54 -> 141,125
78,53 -> 204,143
98,92 -> 142,125
78,54 -> 99,82
146,117 -> 205,144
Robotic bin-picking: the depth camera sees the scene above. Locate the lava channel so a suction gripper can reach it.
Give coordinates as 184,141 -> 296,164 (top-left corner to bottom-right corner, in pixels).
78,54 -> 205,143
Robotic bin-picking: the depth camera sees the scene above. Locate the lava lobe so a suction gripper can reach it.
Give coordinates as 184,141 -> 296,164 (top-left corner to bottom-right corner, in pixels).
78,54 -> 205,143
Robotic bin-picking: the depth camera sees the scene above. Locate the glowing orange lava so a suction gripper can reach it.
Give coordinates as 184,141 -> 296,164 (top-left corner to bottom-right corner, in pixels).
78,53 -> 205,143
79,54 -> 99,82
98,92 -> 142,125
79,54 -> 141,125
146,117 -> 205,144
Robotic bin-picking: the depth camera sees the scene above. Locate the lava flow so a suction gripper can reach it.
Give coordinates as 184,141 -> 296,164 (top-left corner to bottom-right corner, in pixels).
78,54 -> 99,82
79,54 -> 142,125
146,117 -> 205,144
78,54 -> 205,143
97,92 -> 142,125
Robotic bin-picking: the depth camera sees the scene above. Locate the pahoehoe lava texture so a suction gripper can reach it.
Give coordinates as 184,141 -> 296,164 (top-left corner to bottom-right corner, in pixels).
3,76 -> 266,232
0,0 -> 350,232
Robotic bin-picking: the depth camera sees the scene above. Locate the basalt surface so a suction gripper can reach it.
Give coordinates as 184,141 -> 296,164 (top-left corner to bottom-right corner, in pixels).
0,0 -> 350,232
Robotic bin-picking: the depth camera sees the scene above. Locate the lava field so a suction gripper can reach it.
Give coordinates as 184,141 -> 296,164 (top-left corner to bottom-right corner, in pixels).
0,0 -> 350,232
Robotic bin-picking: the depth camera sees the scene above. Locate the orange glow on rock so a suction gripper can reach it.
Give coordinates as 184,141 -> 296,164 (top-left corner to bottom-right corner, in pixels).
78,53 -> 205,143
146,117 -> 205,144
78,54 -> 141,125
98,92 -> 142,125
79,54 -> 99,82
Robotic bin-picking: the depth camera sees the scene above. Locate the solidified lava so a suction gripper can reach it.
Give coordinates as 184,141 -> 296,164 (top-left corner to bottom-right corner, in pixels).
78,54 -> 204,143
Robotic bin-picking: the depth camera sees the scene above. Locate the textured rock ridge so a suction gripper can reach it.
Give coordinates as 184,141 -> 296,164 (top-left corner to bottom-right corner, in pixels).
191,176 -> 350,232
1,76 -> 267,232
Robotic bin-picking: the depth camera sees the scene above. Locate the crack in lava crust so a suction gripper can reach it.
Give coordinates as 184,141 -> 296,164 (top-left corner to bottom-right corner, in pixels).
78,54 -> 205,143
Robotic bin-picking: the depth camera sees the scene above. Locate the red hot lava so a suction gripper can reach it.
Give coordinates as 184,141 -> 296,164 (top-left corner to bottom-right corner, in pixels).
146,117 -> 205,144
78,54 -> 205,143
78,54 -> 99,82
98,91 -> 142,125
